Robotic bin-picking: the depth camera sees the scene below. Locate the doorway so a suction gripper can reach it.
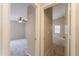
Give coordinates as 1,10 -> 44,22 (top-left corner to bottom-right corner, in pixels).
0,3 -> 40,56
10,3 -> 36,56
41,3 -> 70,56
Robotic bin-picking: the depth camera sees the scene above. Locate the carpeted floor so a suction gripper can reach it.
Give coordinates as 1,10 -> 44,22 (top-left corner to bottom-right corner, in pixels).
10,39 -> 28,56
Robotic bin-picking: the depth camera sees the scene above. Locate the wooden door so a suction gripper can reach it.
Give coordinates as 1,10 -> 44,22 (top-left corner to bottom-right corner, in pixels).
44,7 -> 53,56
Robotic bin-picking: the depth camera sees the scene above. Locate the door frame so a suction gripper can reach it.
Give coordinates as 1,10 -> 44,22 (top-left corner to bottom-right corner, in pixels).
0,4 -> 2,55
40,3 -> 75,56
1,3 -> 41,56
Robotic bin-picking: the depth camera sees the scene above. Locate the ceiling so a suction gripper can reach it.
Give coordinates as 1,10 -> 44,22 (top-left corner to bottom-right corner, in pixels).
53,4 -> 67,20
11,3 -> 67,21
11,3 -> 32,21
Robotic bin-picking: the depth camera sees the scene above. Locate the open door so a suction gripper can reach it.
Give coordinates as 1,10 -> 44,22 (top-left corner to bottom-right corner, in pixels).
44,7 -> 53,56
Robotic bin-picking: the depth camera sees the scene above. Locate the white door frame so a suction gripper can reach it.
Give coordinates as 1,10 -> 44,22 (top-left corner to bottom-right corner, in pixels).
0,4 -> 2,55
33,3 -> 41,56
40,3 -> 75,56
70,4 -> 76,56
0,3 -> 41,56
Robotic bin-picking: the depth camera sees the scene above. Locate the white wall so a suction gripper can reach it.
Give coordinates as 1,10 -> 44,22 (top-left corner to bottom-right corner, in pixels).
26,5 -> 36,56
10,3 -> 31,40
10,21 -> 25,40
53,4 -> 67,20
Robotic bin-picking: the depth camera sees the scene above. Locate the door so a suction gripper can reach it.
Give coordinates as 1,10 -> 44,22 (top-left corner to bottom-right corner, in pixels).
44,7 -> 53,56
25,5 -> 36,56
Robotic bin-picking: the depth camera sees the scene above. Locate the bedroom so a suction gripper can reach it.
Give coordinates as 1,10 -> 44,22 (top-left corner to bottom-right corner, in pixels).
10,3 -> 36,56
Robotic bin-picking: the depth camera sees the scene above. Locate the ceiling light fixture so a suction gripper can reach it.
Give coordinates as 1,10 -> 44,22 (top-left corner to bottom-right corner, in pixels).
18,17 -> 27,23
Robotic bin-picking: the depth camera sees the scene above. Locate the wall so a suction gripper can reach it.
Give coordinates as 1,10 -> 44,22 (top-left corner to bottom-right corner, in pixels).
0,4 -> 2,55
53,4 -> 67,20
26,5 -> 36,56
11,3 -> 30,40
75,4 -> 79,56
10,20 -> 25,40
53,17 -> 65,46
1,4 -> 10,55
